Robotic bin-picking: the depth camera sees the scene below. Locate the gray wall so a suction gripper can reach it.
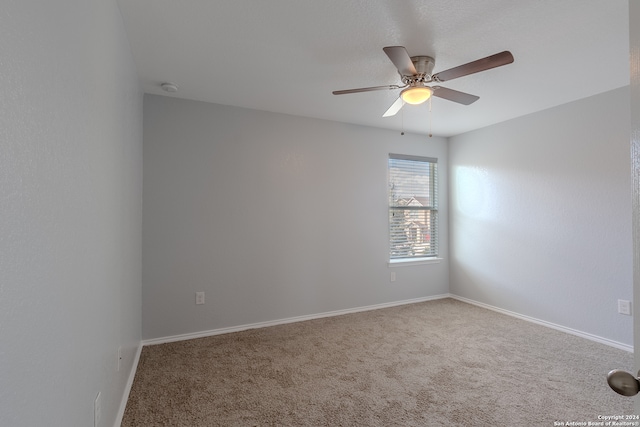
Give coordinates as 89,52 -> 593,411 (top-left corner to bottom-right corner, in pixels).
449,87 -> 633,346
0,1 -> 142,426
142,95 -> 449,340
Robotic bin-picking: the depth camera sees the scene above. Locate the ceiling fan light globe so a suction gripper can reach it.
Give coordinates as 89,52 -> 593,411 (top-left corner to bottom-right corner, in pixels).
401,87 -> 433,105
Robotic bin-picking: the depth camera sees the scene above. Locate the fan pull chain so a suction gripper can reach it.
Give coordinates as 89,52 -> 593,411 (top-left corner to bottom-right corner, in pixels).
401,107 -> 405,135
428,97 -> 433,138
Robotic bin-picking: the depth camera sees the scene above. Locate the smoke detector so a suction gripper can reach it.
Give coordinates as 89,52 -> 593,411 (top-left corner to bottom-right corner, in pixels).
161,82 -> 178,93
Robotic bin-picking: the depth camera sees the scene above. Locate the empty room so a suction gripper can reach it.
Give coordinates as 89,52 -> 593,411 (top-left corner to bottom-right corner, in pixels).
2,1 -> 640,426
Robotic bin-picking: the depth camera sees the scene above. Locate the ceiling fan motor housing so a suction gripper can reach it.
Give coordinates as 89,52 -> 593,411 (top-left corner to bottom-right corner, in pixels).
410,56 -> 435,78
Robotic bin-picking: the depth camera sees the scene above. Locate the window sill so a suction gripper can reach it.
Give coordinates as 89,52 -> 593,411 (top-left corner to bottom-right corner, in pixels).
388,257 -> 443,267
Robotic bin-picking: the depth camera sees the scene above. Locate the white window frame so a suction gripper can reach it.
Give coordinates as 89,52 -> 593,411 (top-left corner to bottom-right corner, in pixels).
388,154 -> 439,264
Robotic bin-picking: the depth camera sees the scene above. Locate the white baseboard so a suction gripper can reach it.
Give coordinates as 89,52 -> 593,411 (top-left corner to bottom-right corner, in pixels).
114,342 -> 143,427
142,294 -> 450,346
449,294 -> 633,353
141,293 -> 633,352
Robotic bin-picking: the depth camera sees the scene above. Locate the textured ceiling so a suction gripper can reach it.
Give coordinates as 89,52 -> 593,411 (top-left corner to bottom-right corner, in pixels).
116,0 -> 629,137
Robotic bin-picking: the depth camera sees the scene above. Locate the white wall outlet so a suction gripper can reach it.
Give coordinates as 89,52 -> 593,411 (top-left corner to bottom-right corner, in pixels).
618,299 -> 631,315
94,392 -> 101,427
117,347 -> 122,372
390,271 -> 396,282
196,291 -> 205,305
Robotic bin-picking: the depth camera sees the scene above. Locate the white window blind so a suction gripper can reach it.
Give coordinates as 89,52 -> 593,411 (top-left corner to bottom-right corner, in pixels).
388,154 -> 438,260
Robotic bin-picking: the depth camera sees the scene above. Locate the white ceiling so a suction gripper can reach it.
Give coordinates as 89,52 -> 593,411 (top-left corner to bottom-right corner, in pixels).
116,0 -> 630,137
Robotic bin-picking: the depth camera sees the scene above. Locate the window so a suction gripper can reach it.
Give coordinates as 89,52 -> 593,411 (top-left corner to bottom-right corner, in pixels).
388,154 -> 438,260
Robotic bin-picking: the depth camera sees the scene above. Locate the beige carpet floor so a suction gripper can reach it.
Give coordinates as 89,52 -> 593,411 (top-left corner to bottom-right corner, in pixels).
122,298 -> 634,426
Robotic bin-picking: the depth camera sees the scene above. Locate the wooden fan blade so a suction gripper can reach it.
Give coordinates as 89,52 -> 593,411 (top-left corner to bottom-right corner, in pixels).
383,46 -> 418,76
432,51 -> 514,82
333,85 -> 401,95
431,86 -> 479,105
383,97 -> 405,117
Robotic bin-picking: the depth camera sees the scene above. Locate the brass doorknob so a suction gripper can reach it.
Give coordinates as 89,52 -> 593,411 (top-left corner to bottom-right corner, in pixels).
607,369 -> 640,396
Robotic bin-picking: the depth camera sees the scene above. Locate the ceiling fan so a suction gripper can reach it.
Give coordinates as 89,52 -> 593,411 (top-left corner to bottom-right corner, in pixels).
332,46 -> 514,117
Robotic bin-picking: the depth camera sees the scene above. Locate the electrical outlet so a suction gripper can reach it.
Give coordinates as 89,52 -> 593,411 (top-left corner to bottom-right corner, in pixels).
618,299 -> 631,315
94,392 -> 101,427
390,272 -> 396,282
117,347 -> 122,372
196,292 -> 205,305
